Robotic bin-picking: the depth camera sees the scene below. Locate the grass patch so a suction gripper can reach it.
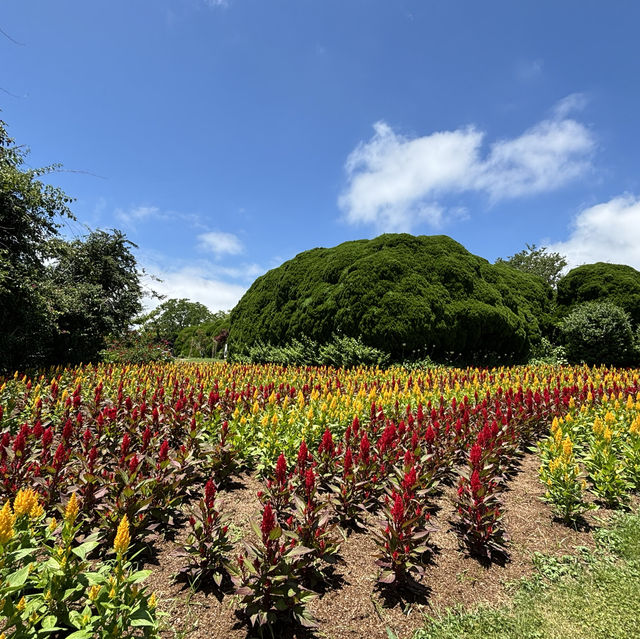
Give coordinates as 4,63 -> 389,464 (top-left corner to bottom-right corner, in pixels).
411,511 -> 640,639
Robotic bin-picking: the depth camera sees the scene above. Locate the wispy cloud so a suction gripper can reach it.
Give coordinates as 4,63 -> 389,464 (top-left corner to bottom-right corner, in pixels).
115,205 -> 162,226
141,263 -> 247,312
548,195 -> 640,270
339,97 -> 595,232
198,231 -> 244,256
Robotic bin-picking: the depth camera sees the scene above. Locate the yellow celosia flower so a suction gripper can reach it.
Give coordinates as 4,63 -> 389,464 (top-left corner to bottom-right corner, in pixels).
16,595 -> 26,611
109,586 -> 116,599
554,428 -> 563,446
603,426 -> 613,443
149,592 -> 157,609
0,501 -> 15,545
562,436 -> 573,459
48,517 -> 58,533
13,488 -> 38,518
29,502 -> 44,519
113,514 -> 130,554
605,411 -> 615,425
593,416 -> 604,436
64,493 -> 79,524
88,585 -> 101,601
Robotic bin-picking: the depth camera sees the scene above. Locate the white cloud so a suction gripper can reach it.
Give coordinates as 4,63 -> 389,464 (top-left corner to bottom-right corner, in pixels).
141,265 -> 247,312
198,231 -> 244,256
339,97 -> 595,232
115,205 -> 162,225
548,195 -> 640,270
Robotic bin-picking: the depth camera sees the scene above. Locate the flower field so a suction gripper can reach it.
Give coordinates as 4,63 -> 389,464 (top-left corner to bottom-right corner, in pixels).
1,362 -> 639,637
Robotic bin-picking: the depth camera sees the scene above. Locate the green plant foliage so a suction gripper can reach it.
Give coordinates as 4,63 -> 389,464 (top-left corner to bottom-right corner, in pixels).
138,299 -> 216,350
174,311 -> 231,358
229,234 -> 553,363
560,301 -> 637,366
557,262 -> 640,325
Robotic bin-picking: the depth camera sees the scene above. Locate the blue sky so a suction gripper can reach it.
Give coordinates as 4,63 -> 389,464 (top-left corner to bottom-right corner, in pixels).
3,1 -> 640,311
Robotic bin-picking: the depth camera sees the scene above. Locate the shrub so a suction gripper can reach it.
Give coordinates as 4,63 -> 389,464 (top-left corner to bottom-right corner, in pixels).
100,332 -> 172,364
557,262 -> 640,325
560,301 -> 636,366
229,234 -> 552,363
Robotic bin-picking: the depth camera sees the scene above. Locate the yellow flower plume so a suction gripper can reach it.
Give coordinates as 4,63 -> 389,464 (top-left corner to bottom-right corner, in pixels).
113,514 -> 131,555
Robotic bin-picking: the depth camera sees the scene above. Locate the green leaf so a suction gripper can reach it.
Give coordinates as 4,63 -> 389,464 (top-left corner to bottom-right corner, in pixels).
41,615 -> 60,630
269,526 -> 282,541
65,632 -> 92,639
128,569 -> 152,584
6,564 -> 30,587
71,540 -> 100,560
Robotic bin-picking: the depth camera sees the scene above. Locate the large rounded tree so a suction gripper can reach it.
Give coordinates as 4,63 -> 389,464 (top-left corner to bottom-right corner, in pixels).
557,262 -> 640,325
229,234 -> 553,363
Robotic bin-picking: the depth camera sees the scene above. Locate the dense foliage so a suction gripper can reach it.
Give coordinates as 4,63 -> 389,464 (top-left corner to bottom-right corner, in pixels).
557,262 -> 640,325
229,234 -> 553,364
0,121 -> 143,372
174,311 -> 230,358
560,301 -> 637,366
138,298 -> 215,350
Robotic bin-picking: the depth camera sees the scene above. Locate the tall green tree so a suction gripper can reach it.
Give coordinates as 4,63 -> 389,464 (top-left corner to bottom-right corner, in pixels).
496,243 -> 568,288
0,118 -> 74,370
138,298 -> 215,348
46,230 -> 143,364
0,119 -> 143,370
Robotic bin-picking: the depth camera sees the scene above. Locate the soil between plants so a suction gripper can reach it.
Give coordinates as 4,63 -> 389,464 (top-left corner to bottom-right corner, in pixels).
144,454 -> 605,639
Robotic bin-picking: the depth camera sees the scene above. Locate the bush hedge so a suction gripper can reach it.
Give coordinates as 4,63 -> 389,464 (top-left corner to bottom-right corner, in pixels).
228,234 -> 553,363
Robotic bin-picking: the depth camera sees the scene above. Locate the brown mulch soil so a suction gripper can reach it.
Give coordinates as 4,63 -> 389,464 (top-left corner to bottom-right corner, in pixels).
144,454 -> 605,639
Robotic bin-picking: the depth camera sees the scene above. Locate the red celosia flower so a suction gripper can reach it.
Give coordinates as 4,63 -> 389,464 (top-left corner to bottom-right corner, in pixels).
297,440 -> 309,475
469,443 -> 482,468
260,502 -> 276,544
319,428 -> 335,457
83,428 -> 91,450
42,427 -> 53,448
343,447 -> 353,477
128,454 -> 139,474
158,439 -> 169,463
53,442 -> 67,469
359,433 -> 370,463
275,453 -> 287,485
120,433 -> 131,456
142,427 -> 152,452
33,421 -> 43,438
391,493 -> 404,526
403,449 -> 414,468
304,468 -> 315,497
12,430 -> 26,455
470,469 -> 482,497
425,425 -> 435,446
204,479 -> 216,509
402,467 -> 416,494
62,419 -> 73,442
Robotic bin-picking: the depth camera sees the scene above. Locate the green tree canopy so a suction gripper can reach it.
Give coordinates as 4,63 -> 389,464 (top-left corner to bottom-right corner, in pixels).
557,262 -> 640,326
229,234 -> 553,363
496,243 -> 568,288
138,298 -> 215,347
560,301 -> 637,366
0,119 -> 143,371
